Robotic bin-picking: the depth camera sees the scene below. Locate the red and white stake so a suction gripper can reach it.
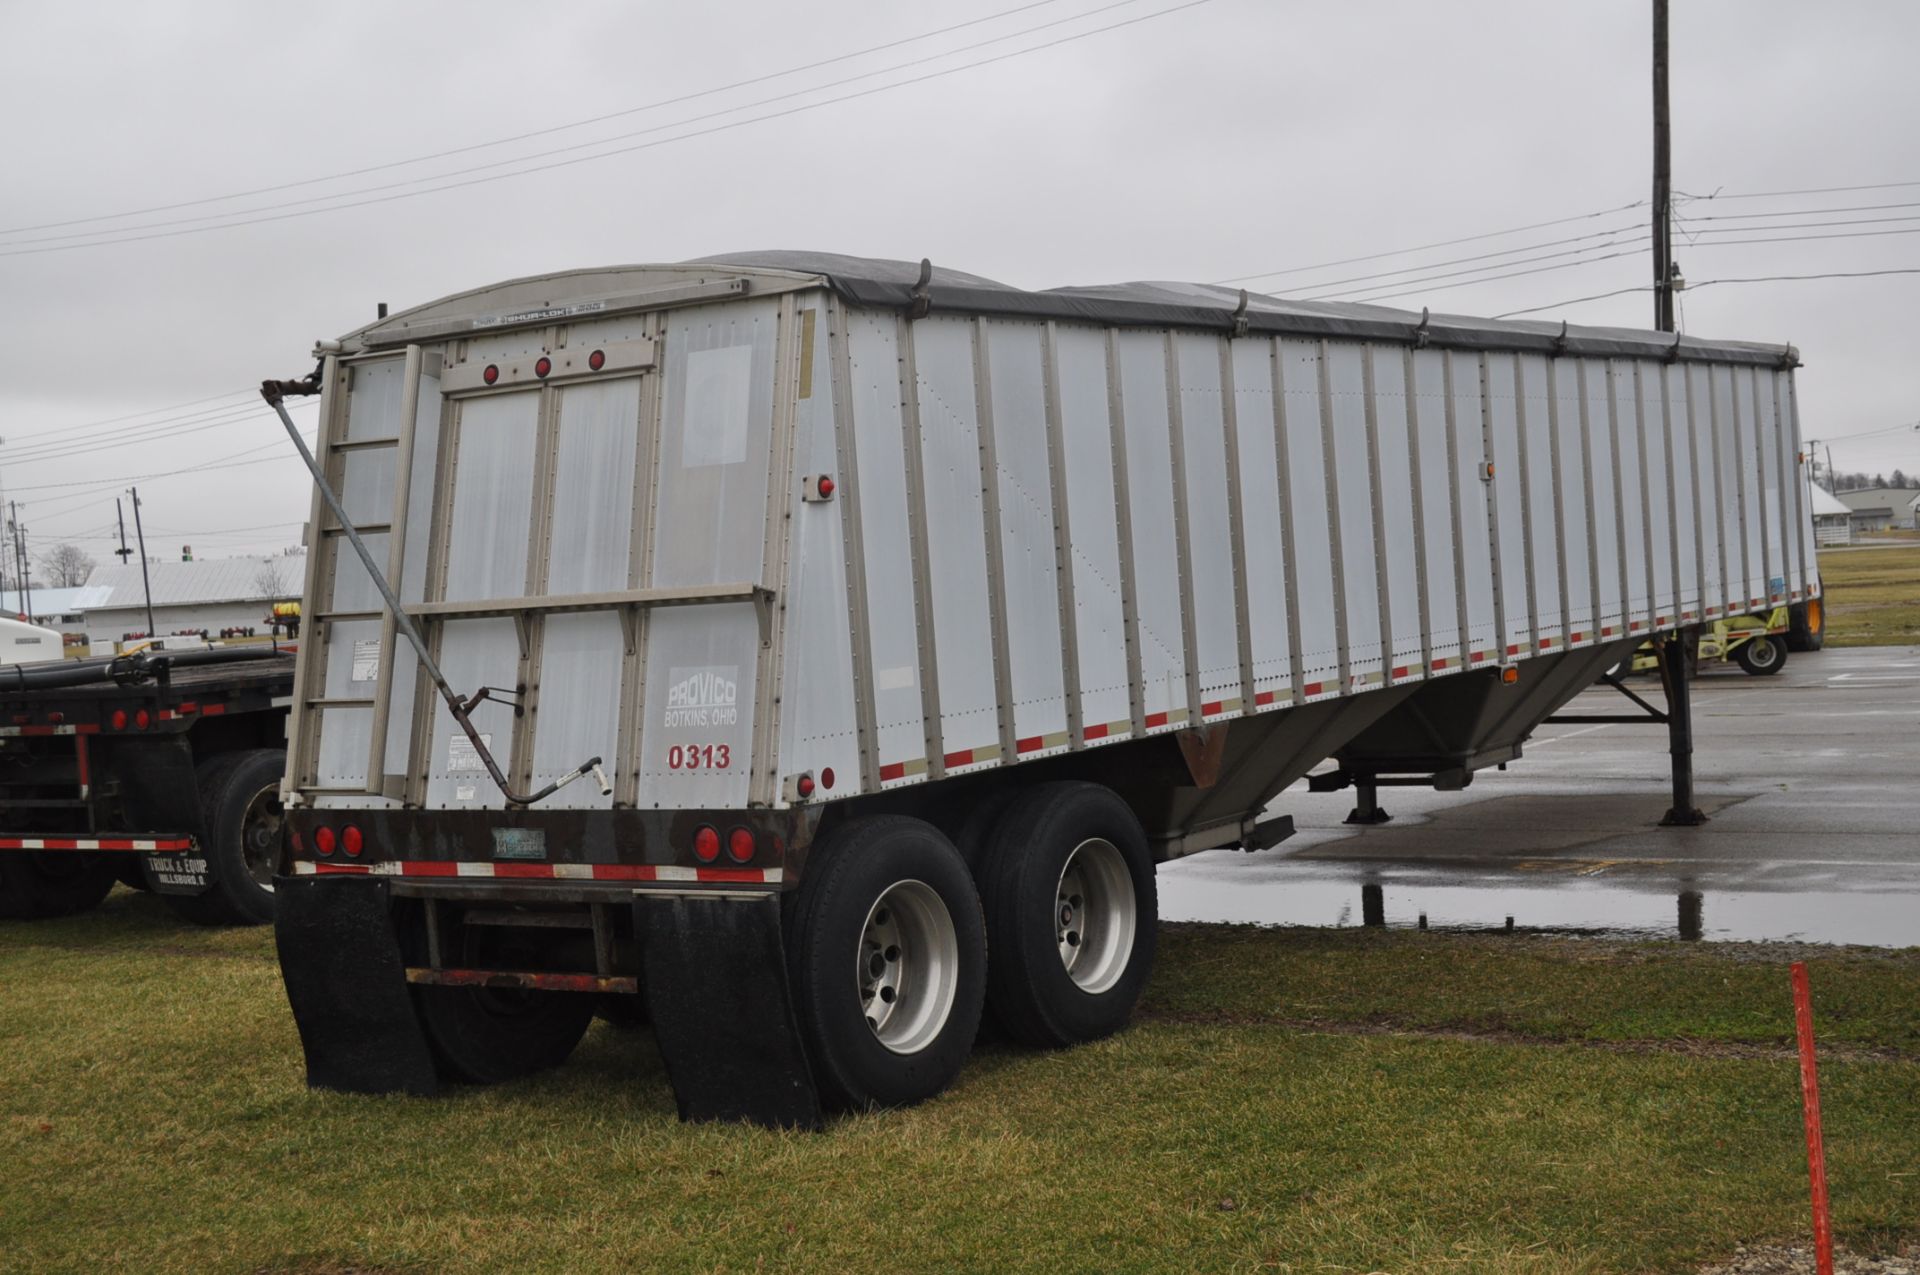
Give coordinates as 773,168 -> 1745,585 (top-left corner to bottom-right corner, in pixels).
1790,961 -> 1835,1275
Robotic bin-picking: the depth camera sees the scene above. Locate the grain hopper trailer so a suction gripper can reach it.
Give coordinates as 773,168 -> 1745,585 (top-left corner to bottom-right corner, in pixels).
264,253 -> 1819,1128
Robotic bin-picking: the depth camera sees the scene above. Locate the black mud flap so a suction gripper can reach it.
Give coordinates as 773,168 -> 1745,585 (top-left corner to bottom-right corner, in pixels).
274,874 -> 438,1098
636,891 -> 822,1131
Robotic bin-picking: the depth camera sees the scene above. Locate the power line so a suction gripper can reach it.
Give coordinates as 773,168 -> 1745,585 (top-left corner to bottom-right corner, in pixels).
1211,201 -> 1645,286
1271,222 -> 1642,296
1676,198 -> 1920,223
1301,235 -> 1643,302
1,0 -> 1213,256
10,408 -> 317,493
1679,178 -> 1920,202
1679,212 -> 1920,236
1332,250 -> 1641,307
1,389 -> 255,442
1679,225 -> 1920,249
1493,266 -> 1920,319
3,400 -> 288,465
0,0 -> 1080,237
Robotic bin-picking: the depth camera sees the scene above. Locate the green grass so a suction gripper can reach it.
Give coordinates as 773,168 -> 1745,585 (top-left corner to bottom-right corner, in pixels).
3,893 -> 1916,1274
1818,544 -> 1920,646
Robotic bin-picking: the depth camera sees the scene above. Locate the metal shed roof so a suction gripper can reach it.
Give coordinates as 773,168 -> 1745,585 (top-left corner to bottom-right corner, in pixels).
77,558 -> 303,613
339,252 -> 1798,368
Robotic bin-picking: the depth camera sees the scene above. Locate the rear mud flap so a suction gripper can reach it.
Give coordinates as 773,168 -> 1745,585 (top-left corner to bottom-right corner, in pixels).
636,891 -> 822,1131
274,874 -> 438,1098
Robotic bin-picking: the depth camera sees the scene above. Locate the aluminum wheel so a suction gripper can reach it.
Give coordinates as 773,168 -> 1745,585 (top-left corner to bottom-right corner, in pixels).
238,783 -> 283,892
857,879 -> 959,1055
1055,838 -> 1137,994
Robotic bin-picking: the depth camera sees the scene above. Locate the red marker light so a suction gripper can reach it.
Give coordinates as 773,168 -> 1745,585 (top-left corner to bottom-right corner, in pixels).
482,364 -> 500,385
693,824 -> 721,863
796,774 -> 816,799
535,356 -> 552,378
727,827 -> 756,864
817,475 -> 836,498
134,708 -> 151,731
111,710 -> 128,731
341,825 -> 364,858
313,826 -> 337,856
820,766 -> 835,791
587,349 -> 606,371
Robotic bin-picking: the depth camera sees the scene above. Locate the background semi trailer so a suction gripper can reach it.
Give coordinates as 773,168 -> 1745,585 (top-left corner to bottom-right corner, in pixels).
268,254 -> 1819,1129
0,645 -> 295,924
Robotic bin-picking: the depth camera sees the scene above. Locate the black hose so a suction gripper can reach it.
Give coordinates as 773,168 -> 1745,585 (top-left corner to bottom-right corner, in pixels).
0,644 -> 292,693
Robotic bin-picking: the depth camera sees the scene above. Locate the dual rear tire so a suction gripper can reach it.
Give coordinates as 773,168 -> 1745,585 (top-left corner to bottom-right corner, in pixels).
787,783 -> 1156,1112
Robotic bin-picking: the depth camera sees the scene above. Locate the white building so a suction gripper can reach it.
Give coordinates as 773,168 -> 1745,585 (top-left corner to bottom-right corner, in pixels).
56,557 -> 304,651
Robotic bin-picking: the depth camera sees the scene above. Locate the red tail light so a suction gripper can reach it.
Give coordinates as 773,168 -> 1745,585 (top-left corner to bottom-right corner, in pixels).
134,709 -> 151,731
482,364 -> 500,385
110,710 -> 128,731
820,766 -> 836,791
534,356 -> 552,378
341,825 -> 364,858
817,475 -> 836,498
796,774 -> 816,799
726,827 -> 755,864
693,825 -> 721,863
587,349 -> 606,371
313,826 -> 337,856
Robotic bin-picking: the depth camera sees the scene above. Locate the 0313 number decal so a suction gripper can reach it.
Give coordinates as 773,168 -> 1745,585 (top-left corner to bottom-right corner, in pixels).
667,744 -> 732,770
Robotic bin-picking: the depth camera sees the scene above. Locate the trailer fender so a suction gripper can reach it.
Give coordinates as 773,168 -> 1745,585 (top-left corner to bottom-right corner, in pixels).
635,891 -> 822,1131
273,874 -> 438,1098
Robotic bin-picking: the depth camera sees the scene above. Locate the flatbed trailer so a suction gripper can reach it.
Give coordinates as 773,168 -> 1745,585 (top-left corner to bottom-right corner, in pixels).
0,648 -> 295,924
266,253 -> 1819,1128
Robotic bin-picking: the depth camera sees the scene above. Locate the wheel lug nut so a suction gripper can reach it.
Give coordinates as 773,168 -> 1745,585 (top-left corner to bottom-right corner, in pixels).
885,945 -> 900,962
880,986 -> 896,1003
1067,931 -> 1081,947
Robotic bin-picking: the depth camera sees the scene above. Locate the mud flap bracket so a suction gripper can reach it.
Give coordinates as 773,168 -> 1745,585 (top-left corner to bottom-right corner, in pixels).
274,873 -> 438,1097
635,890 -> 822,1131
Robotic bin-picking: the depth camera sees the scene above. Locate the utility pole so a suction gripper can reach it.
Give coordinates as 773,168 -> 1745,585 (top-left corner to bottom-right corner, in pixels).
115,498 -> 134,564
1651,0 -> 1674,333
129,487 -> 156,638
7,501 -> 29,623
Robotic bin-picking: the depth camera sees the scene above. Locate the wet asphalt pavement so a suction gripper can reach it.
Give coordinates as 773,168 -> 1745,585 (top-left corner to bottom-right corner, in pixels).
1158,645 -> 1920,946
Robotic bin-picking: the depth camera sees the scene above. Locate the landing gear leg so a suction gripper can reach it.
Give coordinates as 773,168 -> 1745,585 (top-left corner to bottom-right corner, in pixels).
1345,777 -> 1392,826
1658,630 -> 1707,827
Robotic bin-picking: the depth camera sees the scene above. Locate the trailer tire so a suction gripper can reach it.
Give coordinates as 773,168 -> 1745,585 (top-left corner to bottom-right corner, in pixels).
157,749 -> 284,926
0,852 -> 119,920
400,905 -> 598,1085
785,816 -> 986,1112
979,782 -> 1156,1049
1735,634 -> 1788,676
1786,598 -> 1825,652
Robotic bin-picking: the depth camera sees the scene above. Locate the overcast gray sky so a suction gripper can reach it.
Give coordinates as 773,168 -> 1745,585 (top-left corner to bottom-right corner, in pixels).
3,0 -> 1917,566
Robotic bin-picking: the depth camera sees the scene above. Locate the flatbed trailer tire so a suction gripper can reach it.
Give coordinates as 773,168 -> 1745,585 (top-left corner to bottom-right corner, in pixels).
784,815 -> 986,1112
0,851 -> 118,920
1735,634 -> 1788,677
155,749 -> 284,926
979,782 -> 1156,1049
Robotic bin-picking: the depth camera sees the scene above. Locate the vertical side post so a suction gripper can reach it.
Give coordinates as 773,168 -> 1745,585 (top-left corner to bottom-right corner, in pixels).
1657,629 -> 1705,826
1652,0 -> 1674,333
1790,961 -> 1835,1275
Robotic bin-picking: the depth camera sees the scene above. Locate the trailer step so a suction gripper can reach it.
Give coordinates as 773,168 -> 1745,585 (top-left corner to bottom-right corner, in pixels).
0,834 -> 192,853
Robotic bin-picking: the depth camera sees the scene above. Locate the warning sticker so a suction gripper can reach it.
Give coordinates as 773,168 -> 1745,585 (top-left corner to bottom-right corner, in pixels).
663,666 -> 738,729
455,784 -> 477,801
351,638 -> 381,683
448,733 -> 493,772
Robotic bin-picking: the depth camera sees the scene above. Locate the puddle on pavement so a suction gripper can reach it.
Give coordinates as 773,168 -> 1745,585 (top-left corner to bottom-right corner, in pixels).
1157,855 -> 1920,947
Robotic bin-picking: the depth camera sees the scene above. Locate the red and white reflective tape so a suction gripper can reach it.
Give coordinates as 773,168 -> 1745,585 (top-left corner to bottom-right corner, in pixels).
0,835 -> 192,852
0,723 -> 101,738
292,860 -> 782,884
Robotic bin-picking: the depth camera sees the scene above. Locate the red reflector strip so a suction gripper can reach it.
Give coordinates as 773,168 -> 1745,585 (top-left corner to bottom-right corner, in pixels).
1201,700 -> 1223,716
1390,666 -> 1409,679
1600,626 -> 1617,637
1469,651 -> 1489,664
1301,681 -> 1326,696
1254,690 -> 1279,706
878,761 -> 907,781
294,860 -> 784,884
1,723 -> 103,737
0,835 -> 193,852
1538,637 -> 1556,649
1014,731 -> 1071,755
1143,711 -> 1170,728
1505,644 -> 1522,656
1083,722 -> 1109,741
